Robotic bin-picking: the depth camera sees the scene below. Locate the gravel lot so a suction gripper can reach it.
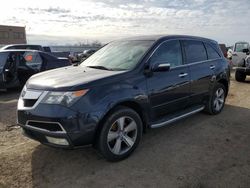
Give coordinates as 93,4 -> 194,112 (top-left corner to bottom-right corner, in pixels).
0,74 -> 250,188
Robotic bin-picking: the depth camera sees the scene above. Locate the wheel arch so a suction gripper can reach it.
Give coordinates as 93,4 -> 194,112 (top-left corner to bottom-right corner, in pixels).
217,78 -> 229,96
93,100 -> 149,145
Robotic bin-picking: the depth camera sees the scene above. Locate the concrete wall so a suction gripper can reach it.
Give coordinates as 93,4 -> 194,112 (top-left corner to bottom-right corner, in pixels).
0,25 -> 26,45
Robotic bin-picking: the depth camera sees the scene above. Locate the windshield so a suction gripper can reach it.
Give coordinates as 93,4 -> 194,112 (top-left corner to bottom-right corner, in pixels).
81,40 -> 154,71
235,43 -> 249,52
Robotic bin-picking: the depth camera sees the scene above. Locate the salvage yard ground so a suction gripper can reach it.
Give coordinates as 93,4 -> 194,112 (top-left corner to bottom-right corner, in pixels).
1,73 -> 250,188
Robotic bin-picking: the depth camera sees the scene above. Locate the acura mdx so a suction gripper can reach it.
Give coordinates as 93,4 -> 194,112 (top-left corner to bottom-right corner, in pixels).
17,35 -> 230,161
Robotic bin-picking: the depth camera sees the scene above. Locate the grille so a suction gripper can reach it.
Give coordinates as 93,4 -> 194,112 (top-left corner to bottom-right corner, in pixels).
27,121 -> 64,132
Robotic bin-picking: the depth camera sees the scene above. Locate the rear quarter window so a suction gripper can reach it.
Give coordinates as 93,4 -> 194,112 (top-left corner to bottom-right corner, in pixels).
205,43 -> 221,59
183,40 -> 207,64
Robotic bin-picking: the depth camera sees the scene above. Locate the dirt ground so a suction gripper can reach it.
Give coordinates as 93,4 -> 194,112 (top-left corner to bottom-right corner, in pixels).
0,73 -> 250,188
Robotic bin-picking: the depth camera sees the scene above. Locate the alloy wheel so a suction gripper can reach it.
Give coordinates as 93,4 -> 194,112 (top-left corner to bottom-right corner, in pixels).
213,88 -> 225,111
107,116 -> 137,155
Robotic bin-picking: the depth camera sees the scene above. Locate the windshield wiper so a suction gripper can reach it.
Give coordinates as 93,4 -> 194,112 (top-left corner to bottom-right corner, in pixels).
87,65 -> 112,70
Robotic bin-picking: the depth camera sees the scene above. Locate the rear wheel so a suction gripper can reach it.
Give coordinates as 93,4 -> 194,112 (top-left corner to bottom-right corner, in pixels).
97,106 -> 142,161
235,70 -> 246,82
205,83 -> 226,115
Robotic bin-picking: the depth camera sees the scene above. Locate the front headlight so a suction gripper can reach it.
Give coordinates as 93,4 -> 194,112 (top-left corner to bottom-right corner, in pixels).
41,89 -> 89,107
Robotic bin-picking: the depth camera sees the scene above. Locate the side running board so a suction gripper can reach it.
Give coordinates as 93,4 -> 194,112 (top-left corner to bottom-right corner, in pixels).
150,106 -> 205,129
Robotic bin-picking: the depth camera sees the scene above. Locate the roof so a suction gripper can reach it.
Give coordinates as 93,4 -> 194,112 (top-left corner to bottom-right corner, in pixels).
1,44 -> 42,49
0,49 -> 41,53
119,34 -> 217,43
235,41 -> 249,44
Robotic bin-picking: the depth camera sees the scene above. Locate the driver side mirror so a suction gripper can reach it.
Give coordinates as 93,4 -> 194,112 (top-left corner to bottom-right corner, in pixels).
152,63 -> 171,72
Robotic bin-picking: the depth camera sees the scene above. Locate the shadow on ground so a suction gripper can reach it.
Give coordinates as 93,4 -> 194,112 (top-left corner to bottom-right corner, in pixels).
0,88 -> 21,102
31,104 -> 250,188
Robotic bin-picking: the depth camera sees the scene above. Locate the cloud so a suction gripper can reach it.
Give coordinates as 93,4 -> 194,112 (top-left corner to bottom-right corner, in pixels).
24,7 -> 71,14
0,0 -> 250,45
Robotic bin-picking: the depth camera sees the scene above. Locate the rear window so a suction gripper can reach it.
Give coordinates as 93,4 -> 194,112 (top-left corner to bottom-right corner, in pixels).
205,43 -> 221,59
183,40 -> 207,64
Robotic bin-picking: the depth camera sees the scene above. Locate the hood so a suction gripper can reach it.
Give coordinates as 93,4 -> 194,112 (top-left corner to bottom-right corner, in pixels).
26,66 -> 125,90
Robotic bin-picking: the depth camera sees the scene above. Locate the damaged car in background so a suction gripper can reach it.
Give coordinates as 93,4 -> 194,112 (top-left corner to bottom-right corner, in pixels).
0,49 -> 71,90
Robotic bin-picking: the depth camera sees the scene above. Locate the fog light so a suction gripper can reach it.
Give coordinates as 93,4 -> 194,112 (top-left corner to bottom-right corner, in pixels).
45,136 -> 69,146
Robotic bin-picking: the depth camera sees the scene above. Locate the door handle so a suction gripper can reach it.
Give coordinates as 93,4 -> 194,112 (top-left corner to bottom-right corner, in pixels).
210,65 -> 215,70
179,73 -> 188,78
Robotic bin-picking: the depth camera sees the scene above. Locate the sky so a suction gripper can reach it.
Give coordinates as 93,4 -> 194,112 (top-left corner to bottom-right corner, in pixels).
0,0 -> 250,45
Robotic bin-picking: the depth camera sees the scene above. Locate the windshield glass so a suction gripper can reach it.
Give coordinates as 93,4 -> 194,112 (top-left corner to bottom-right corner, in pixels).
81,40 -> 154,70
235,43 -> 249,52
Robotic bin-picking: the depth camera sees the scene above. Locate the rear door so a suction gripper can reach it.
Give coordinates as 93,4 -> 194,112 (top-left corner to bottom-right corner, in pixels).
182,40 -> 214,106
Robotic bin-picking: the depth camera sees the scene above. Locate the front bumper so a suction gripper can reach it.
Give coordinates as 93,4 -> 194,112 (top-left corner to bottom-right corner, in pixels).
235,67 -> 250,75
18,103 -> 99,148
21,125 -> 74,148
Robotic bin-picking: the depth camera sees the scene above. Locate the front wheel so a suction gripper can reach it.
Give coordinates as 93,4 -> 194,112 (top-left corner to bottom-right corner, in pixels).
205,83 -> 226,115
97,106 -> 143,161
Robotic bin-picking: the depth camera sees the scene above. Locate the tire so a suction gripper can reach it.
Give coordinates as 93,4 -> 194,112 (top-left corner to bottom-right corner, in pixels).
235,70 -> 246,82
205,83 -> 226,115
97,106 -> 143,162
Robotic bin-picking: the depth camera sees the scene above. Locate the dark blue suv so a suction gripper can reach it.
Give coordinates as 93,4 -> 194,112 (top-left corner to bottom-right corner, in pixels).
17,35 -> 230,161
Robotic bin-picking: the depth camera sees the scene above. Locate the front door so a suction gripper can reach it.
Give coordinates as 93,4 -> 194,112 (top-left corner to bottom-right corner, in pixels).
147,40 -> 190,120
0,52 -> 19,89
0,52 -> 9,89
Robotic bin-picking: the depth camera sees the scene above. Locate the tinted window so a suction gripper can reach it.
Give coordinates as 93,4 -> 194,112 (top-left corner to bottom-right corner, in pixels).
150,40 -> 182,67
183,40 -> 207,63
205,43 -> 221,59
20,52 -> 43,70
